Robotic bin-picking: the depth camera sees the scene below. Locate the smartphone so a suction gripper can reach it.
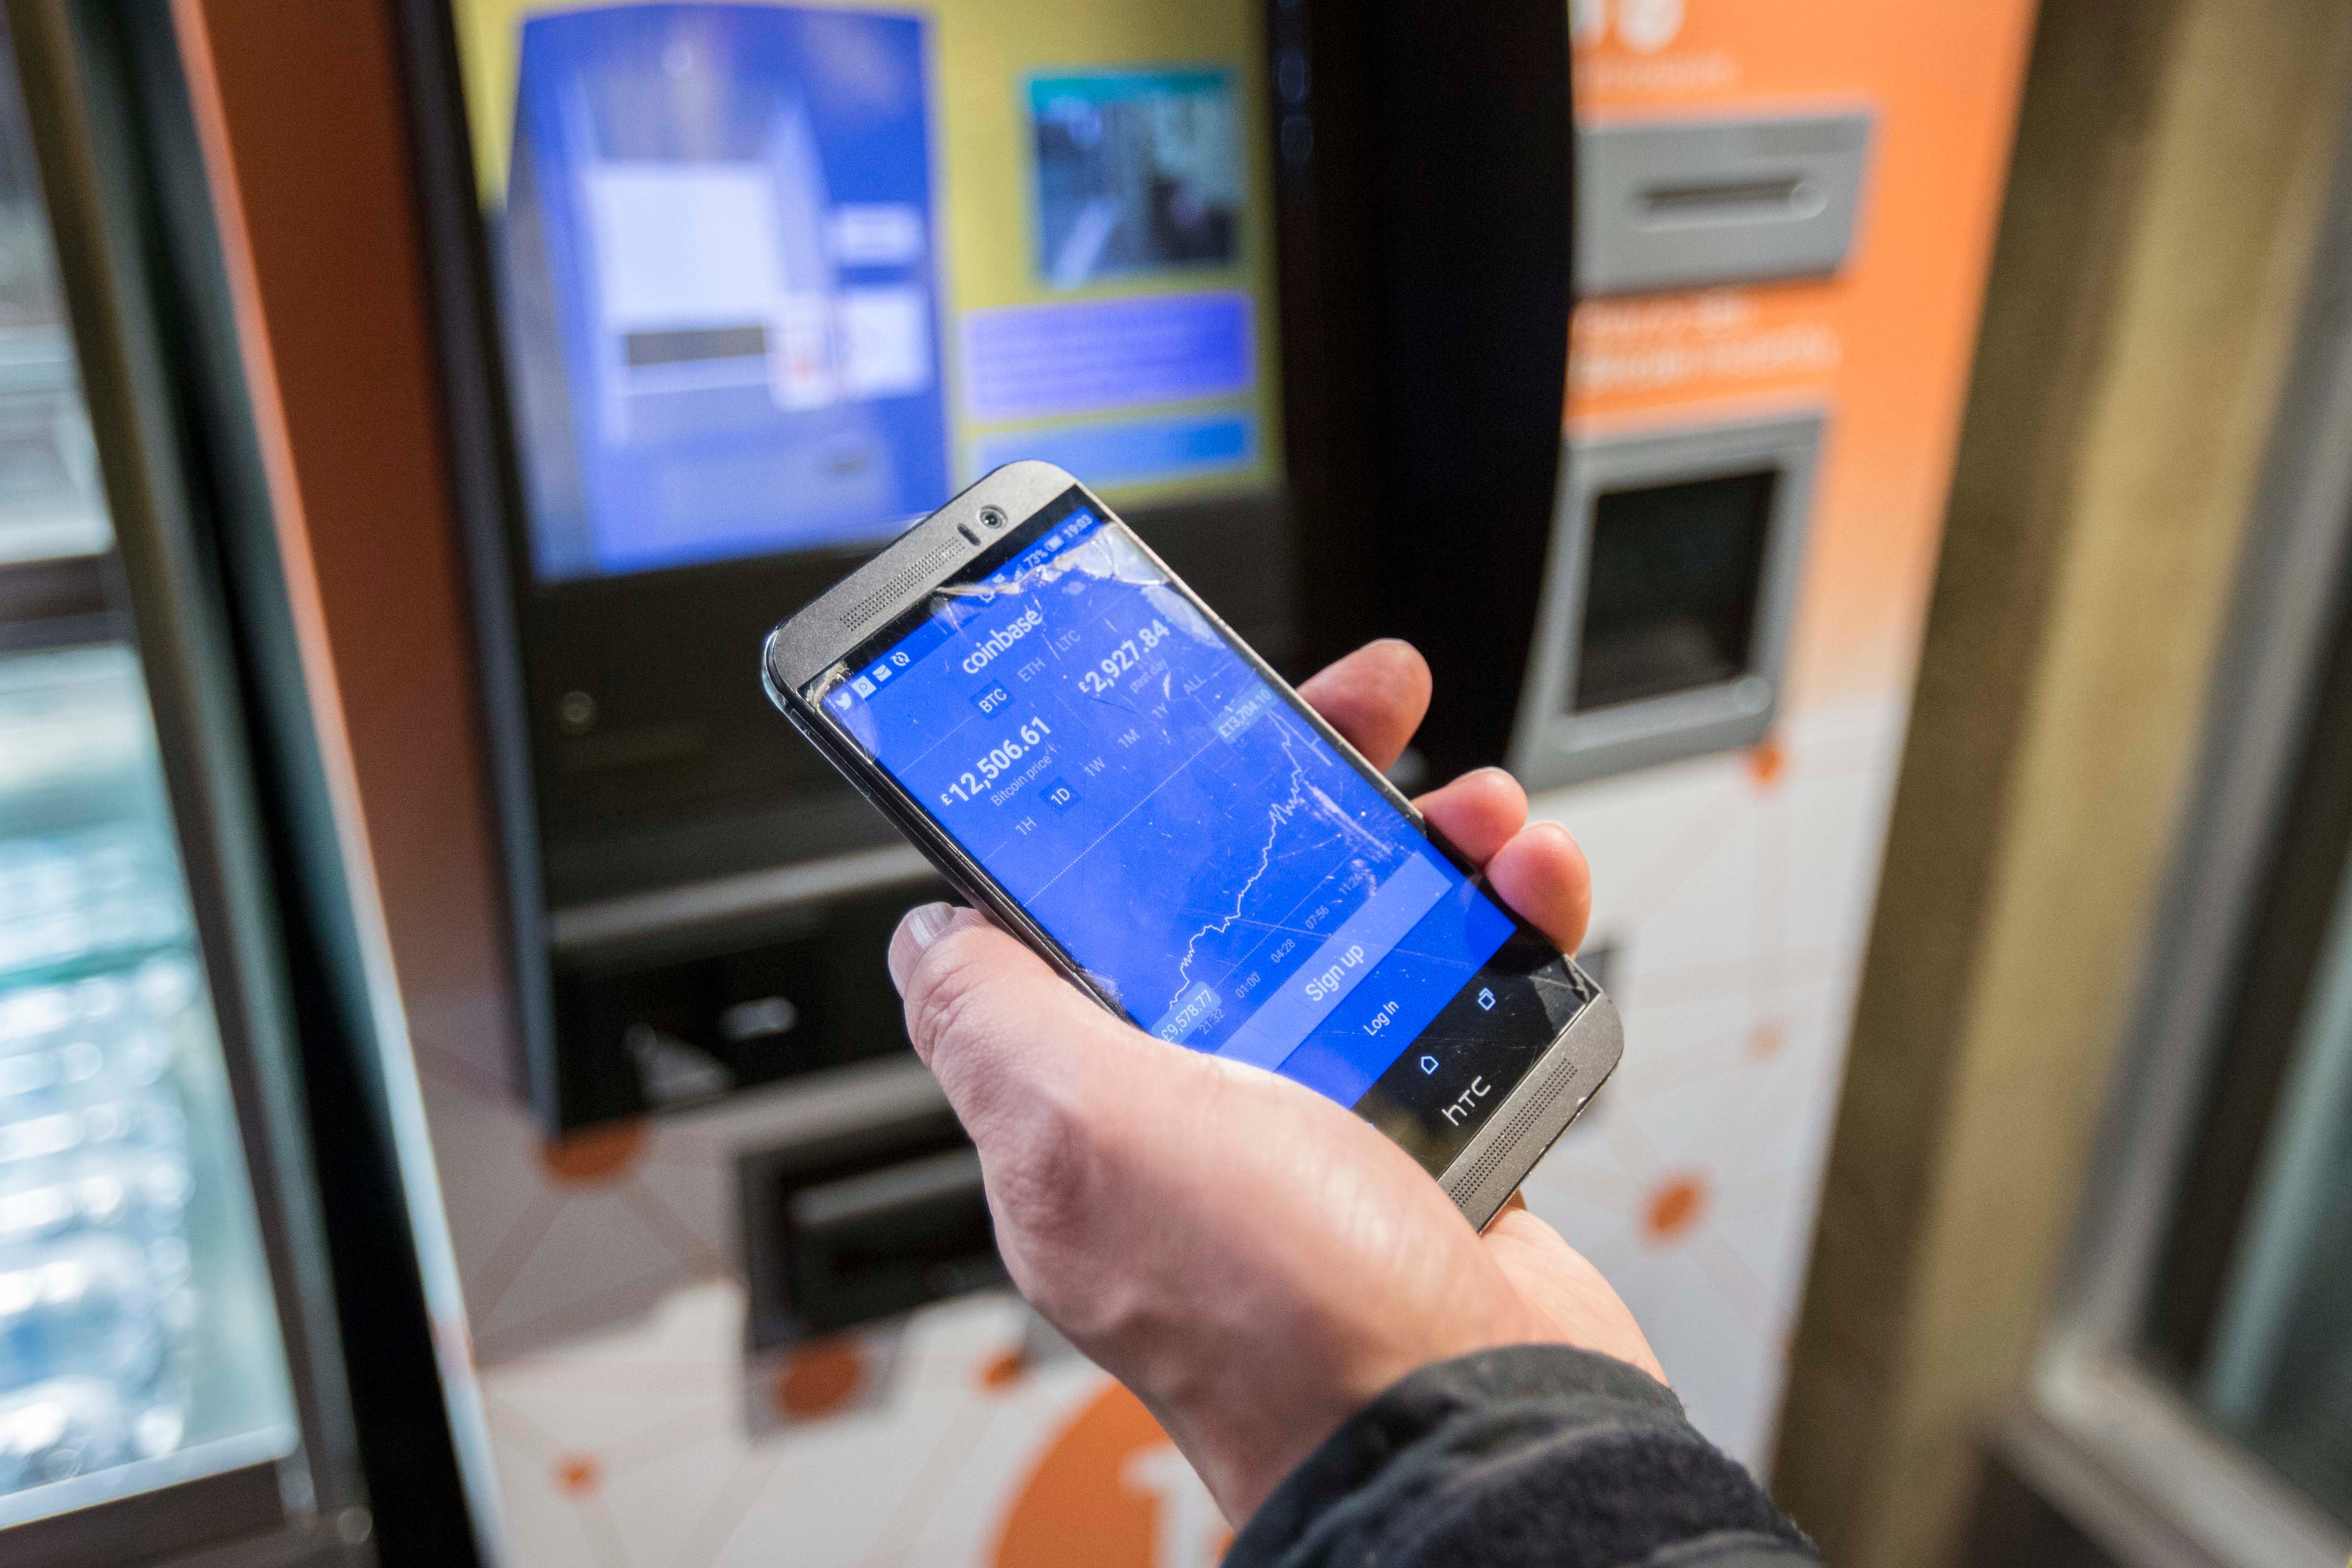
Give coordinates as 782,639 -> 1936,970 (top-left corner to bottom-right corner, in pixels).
762,462 -> 1620,1228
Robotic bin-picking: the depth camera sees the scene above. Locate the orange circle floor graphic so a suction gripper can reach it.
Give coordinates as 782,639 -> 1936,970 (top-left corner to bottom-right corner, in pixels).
553,1453 -> 602,1497
538,1120 -> 647,1185
980,1347 -> 1027,1391
774,1337 -> 868,1418
1644,1174 -> 1709,1243
1747,738 -> 1785,789
995,1384 -> 1231,1568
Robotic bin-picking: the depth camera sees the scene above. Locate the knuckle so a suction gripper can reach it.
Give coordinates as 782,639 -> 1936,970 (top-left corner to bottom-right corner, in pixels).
900,927 -> 998,1060
984,1073 -> 1096,1233
899,931 -> 1106,1246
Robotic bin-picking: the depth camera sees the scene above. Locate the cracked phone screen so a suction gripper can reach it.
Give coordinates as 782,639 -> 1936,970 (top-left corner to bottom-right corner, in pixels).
811,498 -> 1566,1159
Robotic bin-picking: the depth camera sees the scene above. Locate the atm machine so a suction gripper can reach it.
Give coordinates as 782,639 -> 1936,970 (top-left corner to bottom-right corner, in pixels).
400,0 -> 1575,1388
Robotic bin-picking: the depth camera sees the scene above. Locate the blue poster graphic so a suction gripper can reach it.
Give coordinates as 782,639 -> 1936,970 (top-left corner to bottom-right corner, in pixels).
1029,70 -> 1240,288
500,5 -> 949,580
960,291 -> 1253,423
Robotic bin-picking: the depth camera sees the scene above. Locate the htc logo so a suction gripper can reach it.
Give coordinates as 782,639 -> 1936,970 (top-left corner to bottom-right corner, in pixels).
1440,1075 -> 1494,1127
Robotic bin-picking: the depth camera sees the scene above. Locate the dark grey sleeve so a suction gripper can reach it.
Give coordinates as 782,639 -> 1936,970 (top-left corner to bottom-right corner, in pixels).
1226,1346 -> 1820,1568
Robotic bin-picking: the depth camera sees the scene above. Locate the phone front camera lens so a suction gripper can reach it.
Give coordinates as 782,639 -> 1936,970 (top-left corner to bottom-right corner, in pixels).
980,507 -> 1007,529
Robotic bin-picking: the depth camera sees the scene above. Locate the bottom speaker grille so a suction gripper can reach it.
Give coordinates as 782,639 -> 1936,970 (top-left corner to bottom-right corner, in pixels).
1453,1053 -> 1584,1200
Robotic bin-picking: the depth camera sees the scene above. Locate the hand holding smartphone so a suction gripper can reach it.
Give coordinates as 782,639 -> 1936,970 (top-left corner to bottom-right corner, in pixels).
763,462 -> 1620,1227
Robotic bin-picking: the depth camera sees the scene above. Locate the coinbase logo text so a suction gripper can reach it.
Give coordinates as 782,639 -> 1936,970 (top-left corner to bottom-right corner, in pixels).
962,607 -> 1045,674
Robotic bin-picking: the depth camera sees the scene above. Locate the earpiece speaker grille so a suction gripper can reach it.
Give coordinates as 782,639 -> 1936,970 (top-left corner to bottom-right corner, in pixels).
840,539 -> 962,630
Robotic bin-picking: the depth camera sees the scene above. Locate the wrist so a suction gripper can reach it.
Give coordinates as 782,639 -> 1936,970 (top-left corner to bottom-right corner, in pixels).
1158,1308 -> 1552,1523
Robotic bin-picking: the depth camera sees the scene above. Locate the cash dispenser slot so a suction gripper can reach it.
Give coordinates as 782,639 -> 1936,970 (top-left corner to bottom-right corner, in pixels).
739,1107 -> 1006,1348
1513,412 -> 1823,789
548,870 -> 948,1128
1577,112 -> 1873,296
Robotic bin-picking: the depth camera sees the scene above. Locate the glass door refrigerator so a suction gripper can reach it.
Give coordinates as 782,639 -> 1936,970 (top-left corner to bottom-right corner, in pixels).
0,2 -> 492,1563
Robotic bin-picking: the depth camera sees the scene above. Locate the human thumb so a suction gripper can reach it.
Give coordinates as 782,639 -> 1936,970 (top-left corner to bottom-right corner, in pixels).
885,902 -> 1113,1119
887,901 -> 962,996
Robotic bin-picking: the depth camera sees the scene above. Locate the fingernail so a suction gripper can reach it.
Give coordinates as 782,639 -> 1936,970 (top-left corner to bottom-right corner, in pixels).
888,903 -> 957,994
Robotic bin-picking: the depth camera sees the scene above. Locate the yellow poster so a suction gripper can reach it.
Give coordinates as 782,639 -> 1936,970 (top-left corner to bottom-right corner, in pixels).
448,0 -> 1283,582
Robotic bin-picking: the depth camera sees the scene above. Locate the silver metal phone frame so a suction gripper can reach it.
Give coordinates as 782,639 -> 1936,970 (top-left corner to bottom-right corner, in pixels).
763,460 -> 1622,1228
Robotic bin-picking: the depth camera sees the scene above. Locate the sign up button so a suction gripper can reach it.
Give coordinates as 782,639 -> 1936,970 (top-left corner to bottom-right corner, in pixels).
1214,854 -> 1450,1072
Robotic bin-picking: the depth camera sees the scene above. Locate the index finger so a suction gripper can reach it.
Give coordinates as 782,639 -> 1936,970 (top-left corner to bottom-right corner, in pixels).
1295,640 -> 1431,772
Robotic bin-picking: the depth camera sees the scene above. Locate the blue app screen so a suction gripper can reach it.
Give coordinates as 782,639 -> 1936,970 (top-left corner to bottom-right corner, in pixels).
817,507 -> 1517,1108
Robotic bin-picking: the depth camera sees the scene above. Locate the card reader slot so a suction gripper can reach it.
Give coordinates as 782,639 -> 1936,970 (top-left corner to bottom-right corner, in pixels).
1576,111 -> 1873,294
1639,176 -> 1824,227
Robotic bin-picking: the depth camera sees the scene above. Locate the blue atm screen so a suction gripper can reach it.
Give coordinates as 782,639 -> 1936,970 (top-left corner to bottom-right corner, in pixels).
819,510 -> 1516,1106
506,6 -> 949,579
